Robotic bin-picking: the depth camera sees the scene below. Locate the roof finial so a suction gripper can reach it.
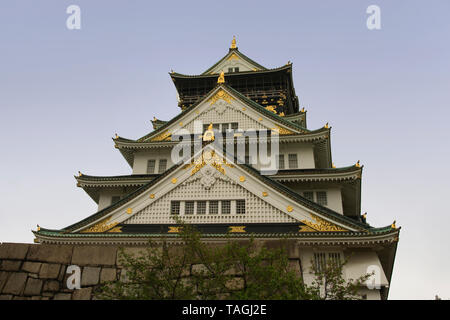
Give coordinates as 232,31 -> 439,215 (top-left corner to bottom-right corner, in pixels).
355,160 -> 361,168
301,107 -> 305,112
231,36 -> 237,49
217,71 -> 225,83
391,220 -> 397,229
114,133 -> 118,139
78,171 -> 82,177
324,122 -> 329,129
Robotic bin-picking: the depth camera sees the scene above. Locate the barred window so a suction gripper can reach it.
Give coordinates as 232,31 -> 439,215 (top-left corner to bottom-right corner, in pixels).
170,201 -> 180,215
236,200 -> 245,214
278,154 -> 285,170
303,191 -> 314,202
288,154 -> 298,169
328,252 -> 341,267
314,252 -> 327,273
111,196 -> 121,205
316,191 -> 328,206
231,122 -> 238,130
197,201 -> 206,215
147,160 -> 156,174
185,201 -> 194,215
221,200 -> 231,214
209,201 -> 219,214
158,159 -> 167,173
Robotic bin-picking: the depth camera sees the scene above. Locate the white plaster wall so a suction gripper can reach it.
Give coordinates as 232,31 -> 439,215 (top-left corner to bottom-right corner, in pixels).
279,143 -> 315,169
132,149 -> 174,174
299,248 -> 386,300
97,189 -> 126,211
289,187 -> 343,214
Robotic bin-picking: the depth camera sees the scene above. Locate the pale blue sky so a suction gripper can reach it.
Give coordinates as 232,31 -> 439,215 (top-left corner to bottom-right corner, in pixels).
0,0 -> 449,299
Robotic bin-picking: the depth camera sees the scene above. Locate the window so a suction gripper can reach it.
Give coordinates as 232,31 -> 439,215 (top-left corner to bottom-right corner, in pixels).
221,200 -> 231,214
278,154 -> 285,170
209,201 -> 219,214
314,253 -> 327,272
316,191 -> 327,206
111,196 -> 121,205
314,252 -> 341,272
288,154 -> 298,169
234,67 -> 239,72
197,201 -> 206,214
303,191 -> 314,202
236,200 -> 245,214
328,252 -> 341,267
231,122 -> 238,130
147,160 -> 156,174
228,67 -> 233,73
185,201 -> 194,215
170,201 -> 180,215
158,159 -> 167,173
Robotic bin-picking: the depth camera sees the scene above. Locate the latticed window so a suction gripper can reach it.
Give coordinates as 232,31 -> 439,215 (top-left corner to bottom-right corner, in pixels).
314,253 -> 327,273
328,252 -> 341,267
314,252 -> 341,272
158,159 -> 167,173
197,201 -> 206,215
316,191 -> 328,206
170,201 -> 180,215
303,191 -> 314,202
278,154 -> 285,170
288,154 -> 298,169
147,160 -> 156,174
185,201 -> 194,215
221,200 -> 231,214
236,200 -> 245,214
111,196 -> 121,205
209,201 -> 219,214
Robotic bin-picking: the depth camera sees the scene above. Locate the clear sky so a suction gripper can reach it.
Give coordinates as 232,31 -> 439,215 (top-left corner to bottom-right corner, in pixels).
0,0 -> 449,300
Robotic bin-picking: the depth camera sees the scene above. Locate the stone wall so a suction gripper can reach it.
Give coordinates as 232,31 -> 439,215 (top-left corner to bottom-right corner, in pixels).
0,241 -> 304,300
0,243 -> 122,300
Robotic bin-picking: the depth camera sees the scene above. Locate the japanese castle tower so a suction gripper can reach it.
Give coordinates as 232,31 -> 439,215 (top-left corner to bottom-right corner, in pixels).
34,37 -> 399,299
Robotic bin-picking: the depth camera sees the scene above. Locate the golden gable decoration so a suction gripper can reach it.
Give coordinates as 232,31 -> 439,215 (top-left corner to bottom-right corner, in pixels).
150,130 -> 172,142
208,89 -> 235,105
300,214 -> 347,232
81,217 -> 122,233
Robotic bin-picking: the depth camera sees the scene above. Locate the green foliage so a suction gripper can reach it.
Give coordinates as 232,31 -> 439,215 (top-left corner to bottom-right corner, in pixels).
96,223 -> 371,300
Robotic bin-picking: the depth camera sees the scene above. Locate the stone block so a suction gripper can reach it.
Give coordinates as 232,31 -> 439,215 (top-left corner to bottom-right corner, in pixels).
2,272 -> 27,295
58,265 -> 66,281
0,260 -> 22,271
225,277 -> 244,290
43,280 -> 60,292
0,294 -> 13,300
39,263 -> 61,279
0,271 -> 10,292
42,292 -> 55,297
81,267 -> 100,286
53,293 -> 71,300
0,243 -> 30,260
27,244 -> 73,264
24,278 -> 43,296
22,261 -> 42,274
72,287 -> 92,300
72,246 -> 117,266
116,247 -> 147,266
191,264 -> 208,274
100,268 -> 117,283
31,296 -> 41,300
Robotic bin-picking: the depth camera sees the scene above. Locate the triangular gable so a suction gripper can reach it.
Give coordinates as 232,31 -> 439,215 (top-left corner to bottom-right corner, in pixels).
202,49 -> 267,75
138,84 -> 306,143
73,144 -> 364,234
